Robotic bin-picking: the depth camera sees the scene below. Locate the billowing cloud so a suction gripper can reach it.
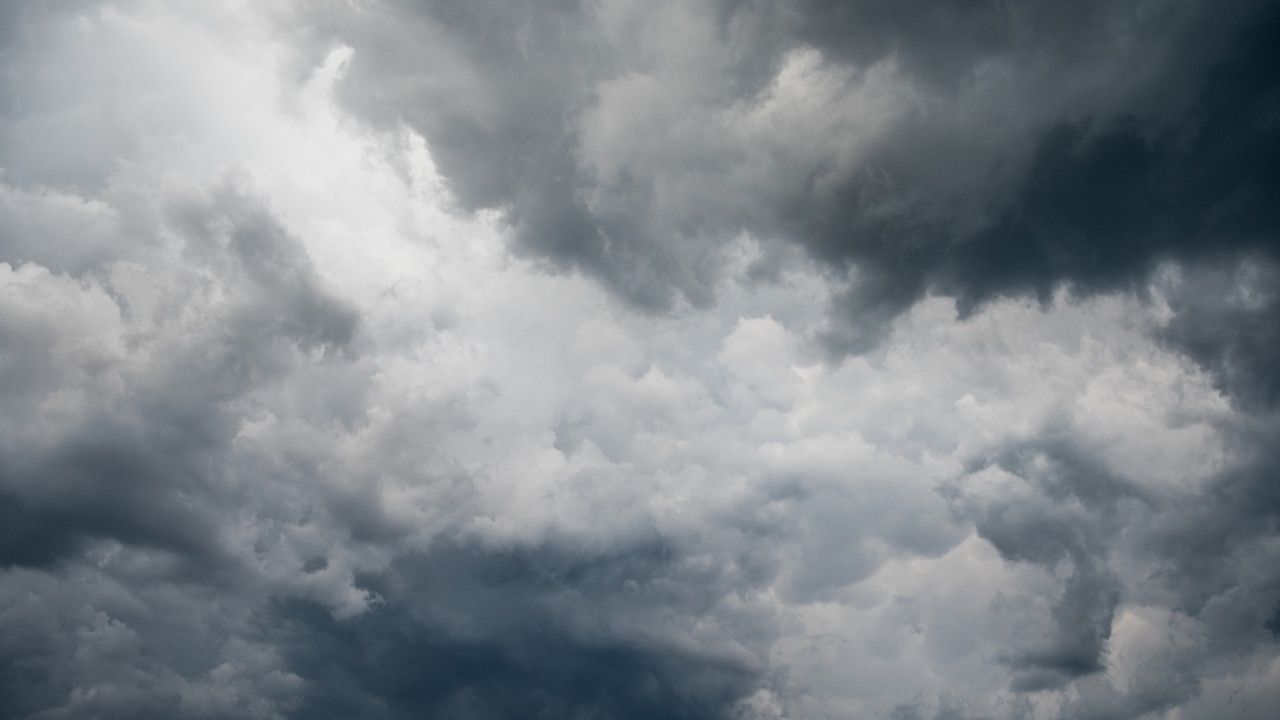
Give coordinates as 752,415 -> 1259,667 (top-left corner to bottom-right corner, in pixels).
293,0 -> 1279,349
1,2 -> 1277,719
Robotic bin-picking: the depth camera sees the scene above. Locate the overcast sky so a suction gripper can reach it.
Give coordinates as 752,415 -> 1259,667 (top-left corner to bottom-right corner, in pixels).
1,1 -> 1278,718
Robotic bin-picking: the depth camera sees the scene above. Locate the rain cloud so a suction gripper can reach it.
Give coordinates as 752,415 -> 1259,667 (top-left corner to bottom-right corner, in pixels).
1,2 -> 1278,719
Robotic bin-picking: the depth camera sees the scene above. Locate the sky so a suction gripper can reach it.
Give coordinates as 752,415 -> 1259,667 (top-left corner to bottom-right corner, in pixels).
0,1 -> 1278,718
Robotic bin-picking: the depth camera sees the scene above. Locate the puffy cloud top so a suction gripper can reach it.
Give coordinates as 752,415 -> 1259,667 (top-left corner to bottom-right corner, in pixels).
1,2 -> 1278,719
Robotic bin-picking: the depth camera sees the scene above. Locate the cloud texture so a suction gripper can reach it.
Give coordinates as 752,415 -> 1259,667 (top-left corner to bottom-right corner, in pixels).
1,2 -> 1278,719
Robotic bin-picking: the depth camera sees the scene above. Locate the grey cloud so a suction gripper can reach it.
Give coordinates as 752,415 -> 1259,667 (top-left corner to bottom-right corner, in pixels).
0,155 -> 789,716
957,439 -> 1136,690
949,407 -> 1280,710
1009,560 -> 1122,692
0,0 -> 151,191
1158,258 -> 1280,411
0,184 -> 126,276
293,0 -> 672,300
3,2 -> 1279,719
1143,432 -> 1280,623
0,564 -> 305,720
816,1 -> 1280,353
167,181 -> 360,357
0,173 -> 371,716
2,5 -> 800,717
274,539 -> 772,720
0,179 -> 358,573
771,473 -> 963,604
888,702 -> 994,720
302,0 -> 1279,363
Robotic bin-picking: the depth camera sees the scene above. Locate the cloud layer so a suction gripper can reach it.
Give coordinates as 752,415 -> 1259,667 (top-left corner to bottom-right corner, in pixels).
1,2 -> 1278,719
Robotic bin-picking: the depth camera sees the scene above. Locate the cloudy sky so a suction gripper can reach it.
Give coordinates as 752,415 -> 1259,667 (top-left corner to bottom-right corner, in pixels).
1,1 -> 1278,718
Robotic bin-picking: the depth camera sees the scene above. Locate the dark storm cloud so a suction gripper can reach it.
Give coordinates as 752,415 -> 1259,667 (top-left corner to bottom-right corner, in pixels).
274,539 -> 771,720
302,0 -> 1278,357
956,437 -> 1138,691
0,177 -> 366,717
3,2 -> 1280,719
285,5 -> 1280,705
1140,421 -> 1280,625
1158,258 -> 1280,411
12,4 -> 793,718
0,164 -> 783,717
949,407 -> 1280,711
0,180 -> 357,571
791,0 -> 1280,353
0,562 -> 311,719
294,0 -> 662,299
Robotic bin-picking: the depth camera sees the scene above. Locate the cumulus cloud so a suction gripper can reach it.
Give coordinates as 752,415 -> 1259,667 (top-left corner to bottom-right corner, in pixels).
0,2 -> 1278,719
293,0 -> 1279,347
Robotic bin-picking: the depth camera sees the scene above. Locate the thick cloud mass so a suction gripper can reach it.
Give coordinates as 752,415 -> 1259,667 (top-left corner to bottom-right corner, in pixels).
1,2 -> 1278,719
298,0 -> 1279,347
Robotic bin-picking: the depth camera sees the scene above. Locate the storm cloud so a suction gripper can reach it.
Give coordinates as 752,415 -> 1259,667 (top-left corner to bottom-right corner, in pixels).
1,2 -> 1278,719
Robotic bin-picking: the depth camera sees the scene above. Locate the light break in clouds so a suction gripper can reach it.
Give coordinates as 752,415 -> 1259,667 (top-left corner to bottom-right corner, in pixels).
1,2 -> 1279,719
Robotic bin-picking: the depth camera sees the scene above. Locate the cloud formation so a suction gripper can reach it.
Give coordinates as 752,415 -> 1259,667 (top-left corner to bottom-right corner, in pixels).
0,2 -> 1278,719
298,0 -> 1279,347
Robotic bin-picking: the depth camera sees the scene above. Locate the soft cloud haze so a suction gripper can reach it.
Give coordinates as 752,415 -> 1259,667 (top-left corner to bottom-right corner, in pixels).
1,2 -> 1277,719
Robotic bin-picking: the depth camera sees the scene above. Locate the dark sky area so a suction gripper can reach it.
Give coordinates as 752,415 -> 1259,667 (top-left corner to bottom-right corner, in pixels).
1,2 -> 1278,719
